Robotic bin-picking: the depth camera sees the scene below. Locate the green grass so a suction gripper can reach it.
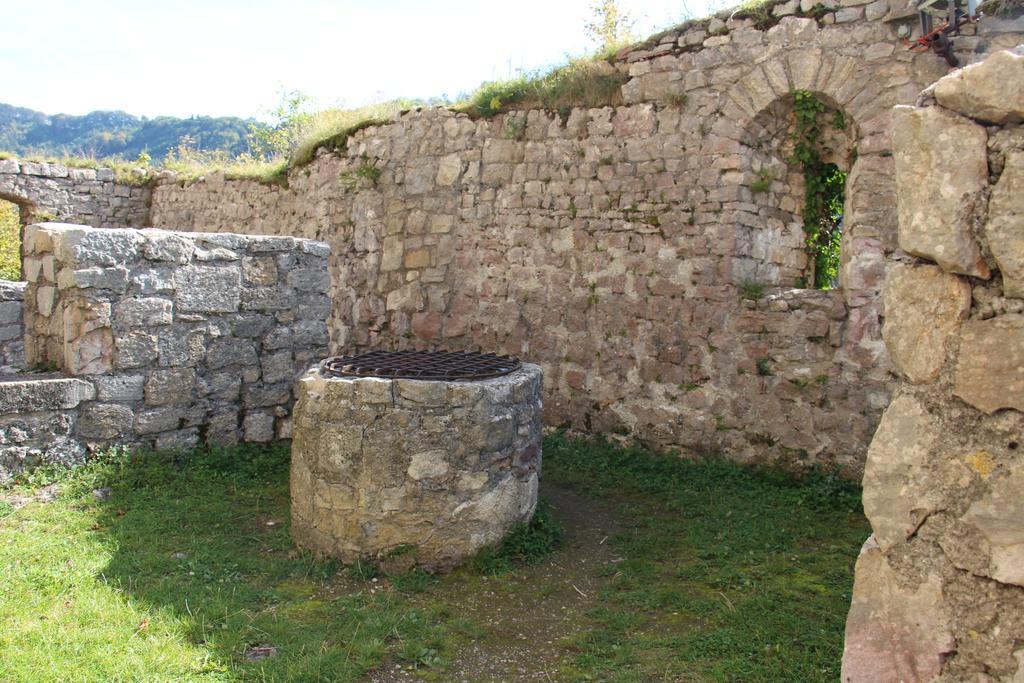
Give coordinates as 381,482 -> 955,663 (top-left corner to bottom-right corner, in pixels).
1,435 -> 866,682
0,200 -> 20,280
452,55 -> 626,119
543,433 -> 866,681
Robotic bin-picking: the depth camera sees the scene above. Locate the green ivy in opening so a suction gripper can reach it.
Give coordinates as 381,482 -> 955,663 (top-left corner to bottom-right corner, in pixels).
792,90 -> 847,290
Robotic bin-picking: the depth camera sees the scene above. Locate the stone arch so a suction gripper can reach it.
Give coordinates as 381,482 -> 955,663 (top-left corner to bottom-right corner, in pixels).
732,91 -> 858,289
723,49 -> 896,294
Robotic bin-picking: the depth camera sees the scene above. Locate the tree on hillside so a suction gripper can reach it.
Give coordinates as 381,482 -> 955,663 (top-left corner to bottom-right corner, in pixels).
584,0 -> 636,51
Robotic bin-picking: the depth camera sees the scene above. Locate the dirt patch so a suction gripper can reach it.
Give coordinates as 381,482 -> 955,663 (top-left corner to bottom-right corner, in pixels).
368,481 -> 622,682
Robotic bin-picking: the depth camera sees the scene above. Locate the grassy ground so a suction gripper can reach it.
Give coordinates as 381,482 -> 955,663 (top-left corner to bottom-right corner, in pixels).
0,435 -> 867,682
0,200 -> 20,280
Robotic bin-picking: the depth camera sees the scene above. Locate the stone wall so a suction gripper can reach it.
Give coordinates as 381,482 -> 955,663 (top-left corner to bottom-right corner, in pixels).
148,13 -> 1022,475
0,159 -> 150,229
19,222 -> 330,453
0,376 -> 94,482
842,48 -> 1024,682
0,281 -> 25,369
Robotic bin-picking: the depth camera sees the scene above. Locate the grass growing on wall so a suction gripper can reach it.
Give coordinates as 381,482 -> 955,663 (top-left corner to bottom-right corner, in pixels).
0,201 -> 21,280
453,55 -> 627,119
1,436 -> 867,681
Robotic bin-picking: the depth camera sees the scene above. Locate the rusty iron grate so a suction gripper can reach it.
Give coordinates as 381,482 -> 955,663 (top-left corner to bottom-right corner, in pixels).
322,350 -> 521,381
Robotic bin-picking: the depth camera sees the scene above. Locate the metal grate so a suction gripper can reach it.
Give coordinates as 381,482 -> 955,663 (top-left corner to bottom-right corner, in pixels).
322,350 -> 521,381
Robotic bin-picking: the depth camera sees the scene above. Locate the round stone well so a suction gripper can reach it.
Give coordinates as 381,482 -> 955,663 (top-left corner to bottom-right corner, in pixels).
290,351 -> 543,571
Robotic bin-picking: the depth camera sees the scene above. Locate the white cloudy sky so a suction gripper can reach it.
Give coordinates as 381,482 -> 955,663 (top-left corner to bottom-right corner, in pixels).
0,0 -> 728,120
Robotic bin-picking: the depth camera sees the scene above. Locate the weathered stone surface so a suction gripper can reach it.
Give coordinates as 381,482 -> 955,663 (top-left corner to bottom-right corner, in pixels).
11,223 -> 331,464
961,467 -> 1024,587
291,364 -> 543,571
114,297 -> 173,327
986,151 -> 1024,298
934,50 -> 1024,125
144,368 -> 196,406
892,105 -> 990,278
78,403 -> 134,440
882,264 -> 971,383
954,317 -> 1024,414
174,265 -> 241,312
93,375 -> 145,402
841,536 -> 955,682
0,378 -> 95,413
862,394 -> 942,551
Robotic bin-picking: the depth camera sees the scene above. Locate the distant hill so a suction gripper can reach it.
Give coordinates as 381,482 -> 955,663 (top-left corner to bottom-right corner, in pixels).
0,102 -> 253,161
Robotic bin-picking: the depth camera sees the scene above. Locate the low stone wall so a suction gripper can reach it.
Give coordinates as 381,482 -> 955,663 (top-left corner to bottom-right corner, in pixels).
19,222 -> 330,453
0,376 -> 94,483
842,49 -> 1024,682
0,281 -> 25,369
0,159 -> 150,228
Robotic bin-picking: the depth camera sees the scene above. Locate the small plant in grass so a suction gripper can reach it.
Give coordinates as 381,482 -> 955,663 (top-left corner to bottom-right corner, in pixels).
756,356 -> 773,376
473,499 -> 563,574
739,280 -> 765,300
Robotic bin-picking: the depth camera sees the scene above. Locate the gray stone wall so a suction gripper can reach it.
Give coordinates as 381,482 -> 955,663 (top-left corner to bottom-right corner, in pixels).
20,223 -> 330,453
842,48 -> 1024,683
148,12 -> 1024,475
0,159 -> 150,229
0,377 -> 93,483
0,281 -> 25,369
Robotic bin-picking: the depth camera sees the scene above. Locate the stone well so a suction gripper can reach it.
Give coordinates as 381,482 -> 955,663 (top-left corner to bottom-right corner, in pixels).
289,358 -> 543,571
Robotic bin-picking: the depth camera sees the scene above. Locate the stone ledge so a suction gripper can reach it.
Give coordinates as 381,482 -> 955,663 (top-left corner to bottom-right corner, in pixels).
0,377 -> 96,414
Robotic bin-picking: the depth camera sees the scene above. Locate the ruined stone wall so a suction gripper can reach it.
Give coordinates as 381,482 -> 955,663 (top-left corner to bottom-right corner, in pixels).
19,223 -> 330,454
0,281 -> 25,369
149,12 -> 1023,475
842,48 -> 1024,682
0,159 -> 150,229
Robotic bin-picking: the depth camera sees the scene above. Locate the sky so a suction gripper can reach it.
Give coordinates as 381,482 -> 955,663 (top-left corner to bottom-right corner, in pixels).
0,0 -> 726,121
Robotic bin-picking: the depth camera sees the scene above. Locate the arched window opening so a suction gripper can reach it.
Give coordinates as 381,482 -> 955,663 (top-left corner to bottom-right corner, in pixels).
804,163 -> 846,290
0,198 -> 21,281
739,91 -> 855,292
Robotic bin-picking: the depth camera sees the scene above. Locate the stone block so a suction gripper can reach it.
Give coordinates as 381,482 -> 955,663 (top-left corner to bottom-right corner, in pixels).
0,378 -> 95,413
144,368 -> 196,406
51,225 -> 142,267
135,406 -> 184,435
954,316 -> 1024,413
114,330 -> 158,369
960,467 -> 1024,586
986,152 -> 1024,298
841,536 -> 954,682
93,374 -> 144,402
174,265 -> 241,313
934,49 -> 1024,125
113,297 -> 173,327
79,403 -> 134,440
882,264 -> 970,383
58,266 -> 130,291
862,394 -> 942,551
243,410 -> 275,442
242,256 -> 278,285
892,105 -> 990,278
141,231 -> 194,263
